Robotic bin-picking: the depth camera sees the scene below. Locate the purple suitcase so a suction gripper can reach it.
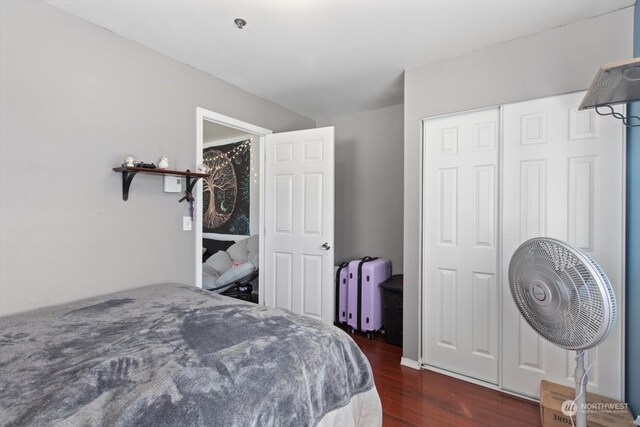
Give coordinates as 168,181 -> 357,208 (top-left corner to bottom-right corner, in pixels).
347,257 -> 392,337
335,262 -> 349,324
346,258 -> 363,331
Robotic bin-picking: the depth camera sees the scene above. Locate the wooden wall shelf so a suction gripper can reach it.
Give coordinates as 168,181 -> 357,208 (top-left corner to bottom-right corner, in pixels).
113,166 -> 208,201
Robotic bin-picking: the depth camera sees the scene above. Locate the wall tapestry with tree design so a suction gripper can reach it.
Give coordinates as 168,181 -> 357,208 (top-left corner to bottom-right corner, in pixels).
202,139 -> 250,235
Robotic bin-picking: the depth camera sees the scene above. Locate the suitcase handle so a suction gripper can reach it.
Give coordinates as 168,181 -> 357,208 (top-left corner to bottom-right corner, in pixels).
356,257 -> 378,331
335,262 -> 349,323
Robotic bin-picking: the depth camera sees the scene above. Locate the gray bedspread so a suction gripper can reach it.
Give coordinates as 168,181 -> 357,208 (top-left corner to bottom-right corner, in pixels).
0,284 -> 374,426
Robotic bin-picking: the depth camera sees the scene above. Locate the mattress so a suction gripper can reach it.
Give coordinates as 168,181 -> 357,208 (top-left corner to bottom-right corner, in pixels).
0,284 -> 381,426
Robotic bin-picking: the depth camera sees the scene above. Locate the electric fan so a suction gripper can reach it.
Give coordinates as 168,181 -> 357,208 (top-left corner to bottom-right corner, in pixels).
509,237 -> 617,427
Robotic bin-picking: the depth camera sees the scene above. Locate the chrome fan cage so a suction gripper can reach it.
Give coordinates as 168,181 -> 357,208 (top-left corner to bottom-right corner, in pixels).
508,237 -> 616,350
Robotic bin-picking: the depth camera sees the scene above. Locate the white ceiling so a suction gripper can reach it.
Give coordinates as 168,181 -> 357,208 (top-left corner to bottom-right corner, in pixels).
46,0 -> 634,120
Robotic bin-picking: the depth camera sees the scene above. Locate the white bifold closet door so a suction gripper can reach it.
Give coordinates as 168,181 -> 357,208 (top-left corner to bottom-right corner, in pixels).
422,92 -> 624,400
501,92 -> 624,400
422,108 -> 500,384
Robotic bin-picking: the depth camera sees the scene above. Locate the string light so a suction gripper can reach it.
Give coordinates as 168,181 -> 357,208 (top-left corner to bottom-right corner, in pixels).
249,137 -> 257,184
203,139 -> 251,173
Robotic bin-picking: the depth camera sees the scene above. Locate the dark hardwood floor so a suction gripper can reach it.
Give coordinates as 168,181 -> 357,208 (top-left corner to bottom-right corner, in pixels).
350,331 -> 542,427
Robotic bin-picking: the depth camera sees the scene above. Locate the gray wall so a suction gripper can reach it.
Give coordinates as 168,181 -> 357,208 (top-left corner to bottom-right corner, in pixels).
0,0 -> 314,315
403,8 -> 634,361
318,104 -> 404,273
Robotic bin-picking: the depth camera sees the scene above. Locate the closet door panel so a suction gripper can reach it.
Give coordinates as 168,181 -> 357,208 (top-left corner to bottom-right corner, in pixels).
423,108 -> 499,384
501,92 -> 624,400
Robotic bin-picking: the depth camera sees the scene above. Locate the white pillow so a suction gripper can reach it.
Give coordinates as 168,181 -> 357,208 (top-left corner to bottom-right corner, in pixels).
226,241 -> 249,263
227,235 -> 259,264
205,250 -> 233,274
245,235 -> 259,264
216,261 -> 256,287
201,263 -> 220,290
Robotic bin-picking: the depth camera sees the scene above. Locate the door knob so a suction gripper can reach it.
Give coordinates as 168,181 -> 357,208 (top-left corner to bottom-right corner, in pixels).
321,242 -> 332,250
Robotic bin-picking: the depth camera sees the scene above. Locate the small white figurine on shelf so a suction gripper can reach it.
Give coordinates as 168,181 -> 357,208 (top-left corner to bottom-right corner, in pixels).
158,156 -> 169,170
196,163 -> 210,174
122,154 -> 137,167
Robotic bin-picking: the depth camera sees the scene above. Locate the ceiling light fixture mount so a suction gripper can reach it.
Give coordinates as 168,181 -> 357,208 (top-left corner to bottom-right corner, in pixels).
234,18 -> 247,30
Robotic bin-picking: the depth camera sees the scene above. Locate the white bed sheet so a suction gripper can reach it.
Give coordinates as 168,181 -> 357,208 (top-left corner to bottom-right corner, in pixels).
316,386 -> 382,427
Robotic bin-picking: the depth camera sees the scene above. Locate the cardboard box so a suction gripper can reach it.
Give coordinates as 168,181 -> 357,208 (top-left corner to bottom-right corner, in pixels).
540,380 -> 635,427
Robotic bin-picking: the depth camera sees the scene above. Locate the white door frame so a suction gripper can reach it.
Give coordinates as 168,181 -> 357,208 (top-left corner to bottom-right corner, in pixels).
195,107 -> 272,305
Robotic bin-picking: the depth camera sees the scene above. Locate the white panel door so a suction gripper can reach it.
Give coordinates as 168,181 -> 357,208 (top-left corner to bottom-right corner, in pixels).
502,92 -> 624,399
264,127 -> 335,324
422,108 -> 500,384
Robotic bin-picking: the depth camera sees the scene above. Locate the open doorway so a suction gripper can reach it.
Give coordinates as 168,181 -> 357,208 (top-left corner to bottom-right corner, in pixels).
195,107 -> 272,305
195,108 -> 336,323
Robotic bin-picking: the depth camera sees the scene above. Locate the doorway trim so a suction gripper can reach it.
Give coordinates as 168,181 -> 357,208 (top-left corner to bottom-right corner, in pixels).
195,107 -> 272,305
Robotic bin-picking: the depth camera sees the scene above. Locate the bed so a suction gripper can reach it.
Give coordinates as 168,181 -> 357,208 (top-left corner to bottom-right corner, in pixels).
0,284 -> 381,426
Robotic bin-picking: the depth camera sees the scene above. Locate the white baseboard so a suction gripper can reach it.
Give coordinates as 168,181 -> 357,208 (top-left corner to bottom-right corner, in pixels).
420,364 -> 539,403
400,357 -> 421,370
421,364 -> 499,390
401,358 -> 540,403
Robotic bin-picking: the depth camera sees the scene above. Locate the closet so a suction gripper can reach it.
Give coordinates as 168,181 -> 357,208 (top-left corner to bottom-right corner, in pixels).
421,91 -> 625,400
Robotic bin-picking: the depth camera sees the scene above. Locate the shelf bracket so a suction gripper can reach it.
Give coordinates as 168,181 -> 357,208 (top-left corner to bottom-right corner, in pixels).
121,170 -> 138,201
180,170 -> 203,203
595,104 -> 640,127
185,175 -> 203,195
